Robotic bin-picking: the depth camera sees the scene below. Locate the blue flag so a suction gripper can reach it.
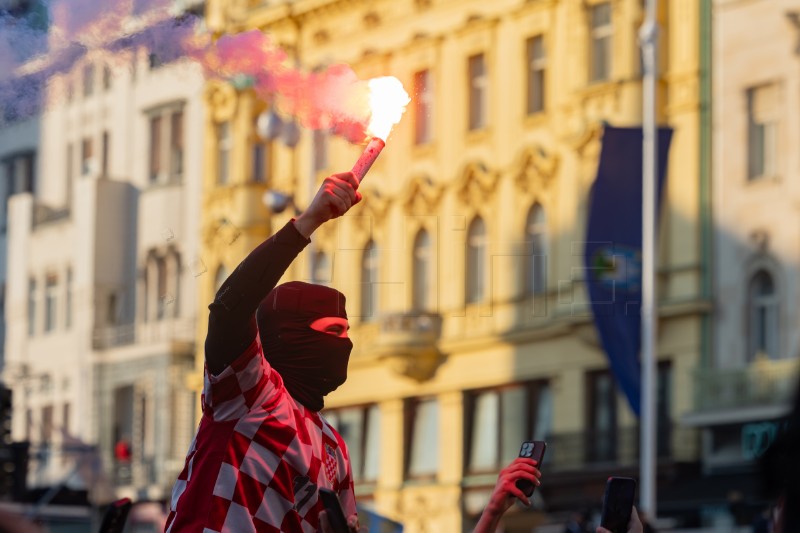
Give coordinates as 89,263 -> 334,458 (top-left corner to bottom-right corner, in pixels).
584,125 -> 672,416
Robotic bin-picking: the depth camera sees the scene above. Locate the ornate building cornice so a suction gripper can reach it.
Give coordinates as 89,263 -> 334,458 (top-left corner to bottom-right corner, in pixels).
402,174 -> 444,217
205,80 -> 237,123
514,144 -> 559,196
456,161 -> 499,207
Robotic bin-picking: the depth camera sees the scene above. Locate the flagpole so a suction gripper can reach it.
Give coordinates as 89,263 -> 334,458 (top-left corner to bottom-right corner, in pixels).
640,0 -> 659,519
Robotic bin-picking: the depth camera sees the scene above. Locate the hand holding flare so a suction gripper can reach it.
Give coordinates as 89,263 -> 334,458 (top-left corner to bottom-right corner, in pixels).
351,77 -> 410,183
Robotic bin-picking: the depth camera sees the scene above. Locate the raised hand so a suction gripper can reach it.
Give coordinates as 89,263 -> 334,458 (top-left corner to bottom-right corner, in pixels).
293,172 -> 362,238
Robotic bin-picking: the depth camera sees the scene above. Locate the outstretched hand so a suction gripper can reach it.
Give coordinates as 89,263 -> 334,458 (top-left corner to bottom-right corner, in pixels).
473,457 -> 542,533
293,172 -> 362,238
487,457 -> 542,512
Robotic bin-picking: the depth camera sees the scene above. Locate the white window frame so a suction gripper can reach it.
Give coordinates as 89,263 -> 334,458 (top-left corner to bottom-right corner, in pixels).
589,2 -> 613,83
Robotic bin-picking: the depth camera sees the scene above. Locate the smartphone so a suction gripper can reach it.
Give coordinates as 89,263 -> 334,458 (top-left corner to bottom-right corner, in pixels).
98,498 -> 132,533
600,477 -> 637,533
319,487 -> 349,533
515,440 -> 547,498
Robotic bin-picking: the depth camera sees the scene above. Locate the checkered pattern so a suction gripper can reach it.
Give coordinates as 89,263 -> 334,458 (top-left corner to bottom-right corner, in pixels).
165,336 -> 357,532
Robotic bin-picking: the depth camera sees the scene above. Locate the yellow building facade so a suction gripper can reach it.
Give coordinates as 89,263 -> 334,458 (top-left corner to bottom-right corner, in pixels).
195,0 -> 707,529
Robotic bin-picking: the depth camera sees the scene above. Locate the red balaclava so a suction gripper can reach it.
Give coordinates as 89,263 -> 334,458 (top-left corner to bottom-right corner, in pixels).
256,281 -> 353,411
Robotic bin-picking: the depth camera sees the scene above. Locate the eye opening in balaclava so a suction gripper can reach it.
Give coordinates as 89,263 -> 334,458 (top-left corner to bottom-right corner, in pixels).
256,281 -> 353,412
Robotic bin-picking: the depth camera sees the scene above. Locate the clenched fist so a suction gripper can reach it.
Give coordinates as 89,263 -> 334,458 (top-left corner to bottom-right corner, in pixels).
293,172 -> 362,238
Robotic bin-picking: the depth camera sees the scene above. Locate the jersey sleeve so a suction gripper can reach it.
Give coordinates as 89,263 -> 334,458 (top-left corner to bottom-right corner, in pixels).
201,335 -> 282,421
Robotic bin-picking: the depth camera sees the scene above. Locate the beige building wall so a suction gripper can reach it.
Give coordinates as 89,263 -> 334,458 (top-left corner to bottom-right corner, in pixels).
198,0 -> 705,528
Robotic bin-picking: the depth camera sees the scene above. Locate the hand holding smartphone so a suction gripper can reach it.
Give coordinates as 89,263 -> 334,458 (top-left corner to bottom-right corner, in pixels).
319,488 -> 349,533
98,498 -> 132,533
599,477 -> 637,533
515,440 -> 546,499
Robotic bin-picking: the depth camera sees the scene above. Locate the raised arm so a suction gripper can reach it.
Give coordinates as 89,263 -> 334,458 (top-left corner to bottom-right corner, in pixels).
205,172 -> 362,375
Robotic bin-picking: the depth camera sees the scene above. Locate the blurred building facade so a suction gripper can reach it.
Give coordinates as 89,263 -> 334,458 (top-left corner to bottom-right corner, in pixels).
198,0 -> 713,530
1,4 -> 204,510
683,0 -> 800,524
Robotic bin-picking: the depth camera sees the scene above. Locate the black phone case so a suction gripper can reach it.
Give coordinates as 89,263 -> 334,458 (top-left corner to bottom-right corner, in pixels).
98,498 -> 132,533
515,440 -> 546,498
319,488 -> 349,533
600,477 -> 637,533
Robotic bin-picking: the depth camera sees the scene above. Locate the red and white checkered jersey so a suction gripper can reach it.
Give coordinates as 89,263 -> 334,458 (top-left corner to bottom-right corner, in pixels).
165,335 -> 357,532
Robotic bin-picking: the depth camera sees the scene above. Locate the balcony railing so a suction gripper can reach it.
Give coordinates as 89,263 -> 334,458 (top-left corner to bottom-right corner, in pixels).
372,312 -> 444,381
545,425 -> 698,472
92,317 -> 195,350
694,357 -> 800,412
32,203 -> 70,227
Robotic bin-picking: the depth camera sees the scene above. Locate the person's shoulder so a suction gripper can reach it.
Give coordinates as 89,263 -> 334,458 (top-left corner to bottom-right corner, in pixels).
318,414 -> 346,445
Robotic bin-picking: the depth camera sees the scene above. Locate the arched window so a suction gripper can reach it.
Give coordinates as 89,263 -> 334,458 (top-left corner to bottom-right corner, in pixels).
166,250 -> 181,318
360,241 -> 379,321
143,255 -> 159,323
525,204 -> 547,295
214,265 -> 228,294
311,251 -> 331,285
748,270 -> 779,361
156,257 -> 167,320
465,217 -> 487,304
412,229 -> 432,311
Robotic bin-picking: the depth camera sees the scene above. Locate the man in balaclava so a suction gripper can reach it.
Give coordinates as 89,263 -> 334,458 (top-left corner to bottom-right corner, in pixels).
166,172 -> 362,533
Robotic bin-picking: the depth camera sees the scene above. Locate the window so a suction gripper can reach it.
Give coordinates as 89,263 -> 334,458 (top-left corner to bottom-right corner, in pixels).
25,409 -> 32,442
313,129 -> 328,173
468,54 -> 487,130
103,65 -> 112,91
414,69 -> 433,144
81,137 -> 93,176
82,64 -> 94,98
149,115 -> 162,183
466,382 -> 551,474
3,152 -> 35,198
156,257 -> 167,320
412,229 -> 433,311
360,240 -> 379,321
525,204 -> 547,295
214,265 -> 228,294
65,268 -> 72,328
589,3 -> 613,82
656,362 -> 671,457
251,138 -> 271,183
465,217 -> 487,304
28,278 -> 36,336
41,405 -> 53,443
586,370 -> 617,462
325,405 -> 381,482
66,144 -> 73,207
747,84 -> 778,181
312,251 -> 331,285
44,273 -> 57,333
107,291 -> 121,325
748,270 -> 778,360
170,110 -> 184,177
101,131 -> 110,177
149,106 -> 185,184
62,403 -> 71,437
526,36 -> 546,114
217,122 -> 231,185
166,250 -> 181,318
406,397 -> 439,478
